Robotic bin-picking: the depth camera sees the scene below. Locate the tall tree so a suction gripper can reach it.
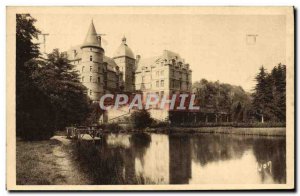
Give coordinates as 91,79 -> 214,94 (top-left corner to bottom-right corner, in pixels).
16,14 -> 56,140
31,49 -> 91,130
252,66 -> 277,122
270,64 -> 286,122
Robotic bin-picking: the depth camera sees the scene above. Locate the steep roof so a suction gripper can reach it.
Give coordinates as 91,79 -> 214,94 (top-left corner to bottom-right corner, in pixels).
104,56 -> 118,71
81,20 -> 101,49
162,50 -> 183,62
113,37 -> 135,59
136,50 -> 184,72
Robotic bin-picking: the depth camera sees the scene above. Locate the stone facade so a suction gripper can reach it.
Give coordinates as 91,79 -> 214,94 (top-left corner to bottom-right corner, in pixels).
135,50 -> 192,98
67,20 -> 193,121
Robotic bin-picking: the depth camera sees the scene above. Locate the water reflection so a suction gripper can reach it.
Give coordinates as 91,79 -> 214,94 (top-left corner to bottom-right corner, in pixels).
76,132 -> 286,184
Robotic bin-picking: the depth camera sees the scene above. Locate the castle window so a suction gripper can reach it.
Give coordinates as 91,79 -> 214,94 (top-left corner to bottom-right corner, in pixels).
90,90 -> 92,95
90,48 -> 92,51
90,66 -> 92,71
98,77 -> 100,83
156,81 -> 159,87
90,76 -> 92,82
161,80 -> 164,87
90,55 -> 93,61
161,70 -> 164,76
82,66 -> 85,72
82,76 -> 84,82
98,66 -> 101,72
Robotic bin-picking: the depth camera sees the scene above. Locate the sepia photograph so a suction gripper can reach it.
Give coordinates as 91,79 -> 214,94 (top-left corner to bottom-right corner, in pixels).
6,6 -> 294,190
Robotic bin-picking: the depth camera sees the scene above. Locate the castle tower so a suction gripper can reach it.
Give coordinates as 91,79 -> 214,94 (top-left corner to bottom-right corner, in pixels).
113,37 -> 135,93
80,20 -> 104,101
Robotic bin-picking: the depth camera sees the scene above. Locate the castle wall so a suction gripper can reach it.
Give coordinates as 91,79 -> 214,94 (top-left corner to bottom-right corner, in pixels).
80,47 -> 104,101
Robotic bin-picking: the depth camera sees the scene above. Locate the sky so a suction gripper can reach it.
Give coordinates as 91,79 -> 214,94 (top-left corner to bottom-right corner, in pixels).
32,12 -> 286,91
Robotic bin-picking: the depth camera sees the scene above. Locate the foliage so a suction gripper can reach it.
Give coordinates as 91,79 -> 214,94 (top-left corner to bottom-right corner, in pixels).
31,49 -> 91,130
103,123 -> 122,132
252,64 -> 286,122
16,14 -> 91,140
16,14 -> 56,140
192,79 -> 252,122
150,121 -> 170,128
84,102 -> 102,126
130,109 -> 153,130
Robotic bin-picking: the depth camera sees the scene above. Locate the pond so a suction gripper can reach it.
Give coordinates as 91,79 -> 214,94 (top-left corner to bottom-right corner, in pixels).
75,132 -> 286,185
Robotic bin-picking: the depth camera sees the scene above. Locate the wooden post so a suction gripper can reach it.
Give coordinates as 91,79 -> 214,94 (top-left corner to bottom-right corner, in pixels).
66,127 -> 71,139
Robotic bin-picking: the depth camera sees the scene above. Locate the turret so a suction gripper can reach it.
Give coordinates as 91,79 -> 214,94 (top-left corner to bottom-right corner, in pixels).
113,37 -> 135,92
80,20 -> 104,101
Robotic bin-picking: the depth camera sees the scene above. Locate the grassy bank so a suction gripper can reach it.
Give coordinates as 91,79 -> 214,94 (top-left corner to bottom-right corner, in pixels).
146,127 -> 286,136
102,122 -> 286,136
16,136 -> 90,185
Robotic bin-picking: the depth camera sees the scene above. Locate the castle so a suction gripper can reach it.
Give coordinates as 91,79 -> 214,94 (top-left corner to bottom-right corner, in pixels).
67,20 -> 192,121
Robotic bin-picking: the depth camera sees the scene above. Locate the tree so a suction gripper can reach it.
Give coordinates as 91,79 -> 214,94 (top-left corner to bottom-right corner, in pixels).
270,64 -> 286,122
85,102 -> 103,125
130,109 -> 153,130
192,79 -> 251,122
16,14 -> 56,140
252,64 -> 286,123
252,66 -> 273,122
31,49 -> 91,130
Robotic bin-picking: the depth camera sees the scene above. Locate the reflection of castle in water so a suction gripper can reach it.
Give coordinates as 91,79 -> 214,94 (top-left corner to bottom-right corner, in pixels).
77,133 -> 286,185
169,135 -> 191,184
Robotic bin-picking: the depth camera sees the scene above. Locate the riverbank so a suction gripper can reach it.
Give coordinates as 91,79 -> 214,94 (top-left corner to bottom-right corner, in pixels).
102,122 -> 286,136
145,126 -> 286,136
16,136 -> 91,185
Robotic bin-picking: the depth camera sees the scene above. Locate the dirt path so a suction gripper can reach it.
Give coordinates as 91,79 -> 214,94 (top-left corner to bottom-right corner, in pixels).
16,136 -> 91,185
51,136 -> 91,185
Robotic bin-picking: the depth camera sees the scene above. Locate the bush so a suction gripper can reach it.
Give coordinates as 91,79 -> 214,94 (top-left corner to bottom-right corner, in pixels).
150,121 -> 170,128
103,123 -> 123,132
130,109 -> 153,130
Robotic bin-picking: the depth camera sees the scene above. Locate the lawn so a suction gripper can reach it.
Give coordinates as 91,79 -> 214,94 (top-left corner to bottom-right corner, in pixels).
16,136 -> 90,185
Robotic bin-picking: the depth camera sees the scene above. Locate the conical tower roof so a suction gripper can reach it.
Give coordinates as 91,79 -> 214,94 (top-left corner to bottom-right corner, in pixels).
81,20 -> 101,49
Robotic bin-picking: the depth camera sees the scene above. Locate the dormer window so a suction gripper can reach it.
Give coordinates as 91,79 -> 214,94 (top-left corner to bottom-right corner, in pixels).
90,55 -> 93,61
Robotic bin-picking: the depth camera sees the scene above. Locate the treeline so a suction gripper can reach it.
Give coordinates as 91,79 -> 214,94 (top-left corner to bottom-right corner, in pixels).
192,79 -> 252,122
252,64 -> 286,122
192,64 -> 286,123
16,14 -> 100,140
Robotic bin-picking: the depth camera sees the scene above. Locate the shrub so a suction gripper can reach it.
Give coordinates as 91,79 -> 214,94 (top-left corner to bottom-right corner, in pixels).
104,123 -> 122,132
130,109 -> 153,130
150,121 -> 170,128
